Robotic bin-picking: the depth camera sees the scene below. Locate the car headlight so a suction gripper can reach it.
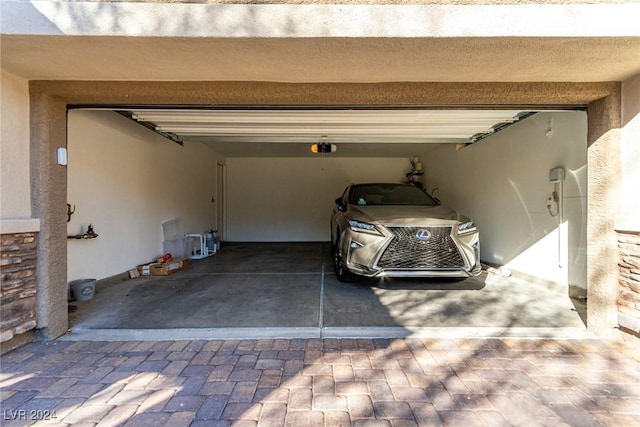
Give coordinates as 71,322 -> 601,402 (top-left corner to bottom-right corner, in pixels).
458,221 -> 476,234
348,219 -> 379,234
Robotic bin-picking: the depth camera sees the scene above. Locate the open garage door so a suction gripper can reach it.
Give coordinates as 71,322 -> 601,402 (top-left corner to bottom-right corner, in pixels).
66,106 -> 587,336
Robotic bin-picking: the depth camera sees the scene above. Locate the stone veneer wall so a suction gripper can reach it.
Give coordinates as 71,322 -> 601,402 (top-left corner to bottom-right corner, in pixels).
1,232 -> 38,342
617,230 -> 640,336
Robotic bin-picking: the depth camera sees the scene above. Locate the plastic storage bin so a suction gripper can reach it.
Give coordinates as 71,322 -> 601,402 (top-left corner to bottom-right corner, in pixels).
163,237 -> 188,259
162,219 -> 181,240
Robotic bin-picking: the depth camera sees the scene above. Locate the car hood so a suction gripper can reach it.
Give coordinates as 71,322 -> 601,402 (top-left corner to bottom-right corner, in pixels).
349,204 -> 468,226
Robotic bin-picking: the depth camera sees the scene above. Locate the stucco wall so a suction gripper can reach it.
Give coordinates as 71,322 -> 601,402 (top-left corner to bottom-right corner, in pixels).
67,110 -> 225,281
0,70 -> 31,221
226,157 -> 410,241
421,111 -> 587,288
0,70 -> 39,347
619,74 -> 640,230
616,73 -> 640,335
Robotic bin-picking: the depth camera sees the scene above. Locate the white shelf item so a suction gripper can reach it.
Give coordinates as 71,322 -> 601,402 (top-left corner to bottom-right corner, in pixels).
186,233 -> 216,259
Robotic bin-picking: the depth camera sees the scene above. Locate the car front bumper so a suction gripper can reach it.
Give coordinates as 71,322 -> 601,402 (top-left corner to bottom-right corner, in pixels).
341,224 -> 481,279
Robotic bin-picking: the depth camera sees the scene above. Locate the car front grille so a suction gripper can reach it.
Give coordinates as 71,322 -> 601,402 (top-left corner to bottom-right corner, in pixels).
377,226 -> 465,269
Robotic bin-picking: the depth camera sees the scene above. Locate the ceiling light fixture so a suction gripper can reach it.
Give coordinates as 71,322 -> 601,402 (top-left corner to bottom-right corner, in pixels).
311,142 -> 336,153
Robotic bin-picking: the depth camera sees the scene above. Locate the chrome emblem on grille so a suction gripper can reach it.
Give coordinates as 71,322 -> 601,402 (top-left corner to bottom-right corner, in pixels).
416,229 -> 431,240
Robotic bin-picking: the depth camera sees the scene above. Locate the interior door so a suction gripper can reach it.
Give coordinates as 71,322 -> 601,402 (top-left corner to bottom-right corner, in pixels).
216,163 -> 225,240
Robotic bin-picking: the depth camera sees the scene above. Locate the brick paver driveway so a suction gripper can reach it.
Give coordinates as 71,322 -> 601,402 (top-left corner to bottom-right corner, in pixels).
1,338 -> 639,426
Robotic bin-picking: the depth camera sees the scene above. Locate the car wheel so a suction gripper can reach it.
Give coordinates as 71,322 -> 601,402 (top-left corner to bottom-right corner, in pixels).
333,233 -> 357,283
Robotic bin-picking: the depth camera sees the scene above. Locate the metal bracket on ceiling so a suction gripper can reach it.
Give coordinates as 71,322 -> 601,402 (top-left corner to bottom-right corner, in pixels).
114,110 -> 184,146
466,111 -> 538,146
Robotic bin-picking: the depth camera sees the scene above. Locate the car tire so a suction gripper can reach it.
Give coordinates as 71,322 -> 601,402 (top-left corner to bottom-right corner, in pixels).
333,232 -> 358,283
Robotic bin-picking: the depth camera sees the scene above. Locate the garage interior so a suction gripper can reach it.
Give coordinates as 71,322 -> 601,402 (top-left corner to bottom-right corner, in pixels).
66,106 -> 588,339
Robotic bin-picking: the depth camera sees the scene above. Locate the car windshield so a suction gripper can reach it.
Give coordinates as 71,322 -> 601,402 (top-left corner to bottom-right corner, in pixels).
349,183 -> 438,206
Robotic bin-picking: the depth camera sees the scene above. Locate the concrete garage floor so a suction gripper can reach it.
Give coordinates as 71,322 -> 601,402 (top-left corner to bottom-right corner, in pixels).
67,243 -> 588,341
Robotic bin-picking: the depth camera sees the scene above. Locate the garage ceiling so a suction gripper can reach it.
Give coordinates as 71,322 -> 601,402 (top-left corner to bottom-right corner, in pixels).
113,108 -> 533,157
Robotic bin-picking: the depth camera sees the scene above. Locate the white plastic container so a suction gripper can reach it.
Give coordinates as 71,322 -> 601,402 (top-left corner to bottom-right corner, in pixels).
162,219 -> 181,240
69,279 -> 96,301
162,238 -> 188,259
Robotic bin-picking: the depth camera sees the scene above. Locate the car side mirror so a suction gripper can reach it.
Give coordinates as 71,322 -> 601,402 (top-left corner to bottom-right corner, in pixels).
335,197 -> 345,211
430,188 -> 441,205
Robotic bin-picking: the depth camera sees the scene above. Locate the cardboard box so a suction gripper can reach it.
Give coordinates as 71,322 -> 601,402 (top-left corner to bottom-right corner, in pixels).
137,258 -> 189,276
150,258 -> 189,276
137,264 -> 152,276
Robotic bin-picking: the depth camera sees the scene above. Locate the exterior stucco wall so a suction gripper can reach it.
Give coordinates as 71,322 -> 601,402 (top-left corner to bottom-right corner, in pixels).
0,70 -> 40,347
1,70 -> 32,221
27,81 -> 622,339
29,93 -> 67,340
616,73 -> 640,335
619,74 -> 640,229
587,93 -> 622,338
5,2 -> 639,40
35,1 -> 638,3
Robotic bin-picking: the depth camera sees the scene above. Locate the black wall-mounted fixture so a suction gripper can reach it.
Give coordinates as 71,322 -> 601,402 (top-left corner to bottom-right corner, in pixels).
311,142 -> 336,153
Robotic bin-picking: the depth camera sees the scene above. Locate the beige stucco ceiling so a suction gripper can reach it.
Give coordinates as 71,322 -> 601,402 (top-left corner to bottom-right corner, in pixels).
2,35 -> 640,82
2,3 -> 640,82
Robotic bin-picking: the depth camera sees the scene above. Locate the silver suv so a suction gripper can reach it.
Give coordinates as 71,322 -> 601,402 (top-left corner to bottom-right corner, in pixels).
331,183 -> 481,282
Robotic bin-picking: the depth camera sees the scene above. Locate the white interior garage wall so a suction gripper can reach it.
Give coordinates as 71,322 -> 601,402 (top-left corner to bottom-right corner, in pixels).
67,110 -> 224,281
421,111 -> 587,288
226,157 -> 411,241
